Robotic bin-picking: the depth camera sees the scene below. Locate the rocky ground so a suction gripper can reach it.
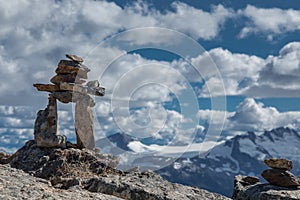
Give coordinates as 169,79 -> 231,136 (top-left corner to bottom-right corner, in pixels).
0,164 -> 122,200
0,140 -> 230,200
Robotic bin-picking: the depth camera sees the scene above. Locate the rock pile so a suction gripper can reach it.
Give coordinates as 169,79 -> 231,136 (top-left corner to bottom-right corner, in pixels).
233,175 -> 300,200
262,158 -> 300,187
33,54 -> 105,150
233,158 -> 300,200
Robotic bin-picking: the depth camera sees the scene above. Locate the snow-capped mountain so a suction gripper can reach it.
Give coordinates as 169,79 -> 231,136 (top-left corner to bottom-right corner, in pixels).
96,132 -> 138,154
156,127 -> 300,197
92,127 -> 300,197
96,132 -> 219,171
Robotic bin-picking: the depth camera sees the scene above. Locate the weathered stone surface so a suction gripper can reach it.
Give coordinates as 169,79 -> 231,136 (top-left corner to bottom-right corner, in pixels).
60,82 -> 105,97
34,95 -> 66,148
0,152 -> 12,164
237,176 -> 260,186
75,101 -> 95,149
74,93 -> 96,107
86,80 -> 100,88
0,164 -> 122,200
264,158 -> 293,171
85,171 -> 231,200
233,175 -> 300,200
33,82 -> 104,97
3,141 -> 230,200
56,66 -> 88,79
85,80 -> 105,96
8,140 -> 120,179
52,91 -> 73,103
262,169 -> 300,188
51,74 -> 86,85
66,54 -> 84,63
33,83 -> 59,92
57,60 -> 90,73
52,91 -> 95,106
59,82 -> 86,93
87,85 -> 105,96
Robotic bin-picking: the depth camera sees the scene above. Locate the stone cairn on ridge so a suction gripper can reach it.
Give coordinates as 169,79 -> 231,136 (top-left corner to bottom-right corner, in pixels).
262,158 -> 300,187
33,54 -> 105,150
233,159 -> 300,200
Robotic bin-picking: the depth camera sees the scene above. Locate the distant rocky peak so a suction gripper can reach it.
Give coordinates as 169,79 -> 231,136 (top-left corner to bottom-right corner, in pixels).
96,132 -> 138,153
265,126 -> 298,137
108,132 -> 138,143
157,127 -> 300,197
231,127 -> 297,145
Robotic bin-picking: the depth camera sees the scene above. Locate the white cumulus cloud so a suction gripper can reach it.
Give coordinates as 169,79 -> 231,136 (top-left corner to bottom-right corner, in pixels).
238,5 -> 300,39
198,98 -> 300,134
0,0 -> 234,106
192,42 -> 300,97
229,98 -> 300,132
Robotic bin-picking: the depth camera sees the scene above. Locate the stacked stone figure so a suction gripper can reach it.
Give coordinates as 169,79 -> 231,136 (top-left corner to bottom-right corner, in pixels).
33,54 -> 105,150
262,158 -> 300,187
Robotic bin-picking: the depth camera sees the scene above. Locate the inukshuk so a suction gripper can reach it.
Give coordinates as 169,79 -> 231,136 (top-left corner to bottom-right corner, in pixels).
33,54 -> 105,150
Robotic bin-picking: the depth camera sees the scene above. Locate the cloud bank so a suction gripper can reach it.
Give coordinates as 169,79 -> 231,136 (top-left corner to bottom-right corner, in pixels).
238,5 -> 300,39
0,1 -> 299,153
0,1 -> 299,105
198,98 -> 300,134
195,42 -> 300,97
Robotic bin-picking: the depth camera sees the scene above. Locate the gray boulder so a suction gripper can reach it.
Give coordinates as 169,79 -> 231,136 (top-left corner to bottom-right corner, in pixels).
233,175 -> 300,200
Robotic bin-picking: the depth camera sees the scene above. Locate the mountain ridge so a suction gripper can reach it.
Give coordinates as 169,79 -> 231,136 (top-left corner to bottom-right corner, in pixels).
95,127 -> 300,197
157,127 -> 300,197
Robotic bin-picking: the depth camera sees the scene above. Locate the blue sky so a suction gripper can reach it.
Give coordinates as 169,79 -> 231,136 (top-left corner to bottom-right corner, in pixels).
110,0 -> 300,110
111,0 -> 300,57
0,0 -> 300,152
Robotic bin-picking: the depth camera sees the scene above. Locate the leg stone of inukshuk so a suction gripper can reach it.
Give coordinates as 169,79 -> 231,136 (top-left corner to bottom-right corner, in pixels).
34,94 -> 66,148
75,94 -> 95,149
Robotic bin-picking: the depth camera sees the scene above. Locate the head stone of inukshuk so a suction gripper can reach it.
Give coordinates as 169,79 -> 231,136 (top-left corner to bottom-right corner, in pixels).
33,54 -> 105,150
